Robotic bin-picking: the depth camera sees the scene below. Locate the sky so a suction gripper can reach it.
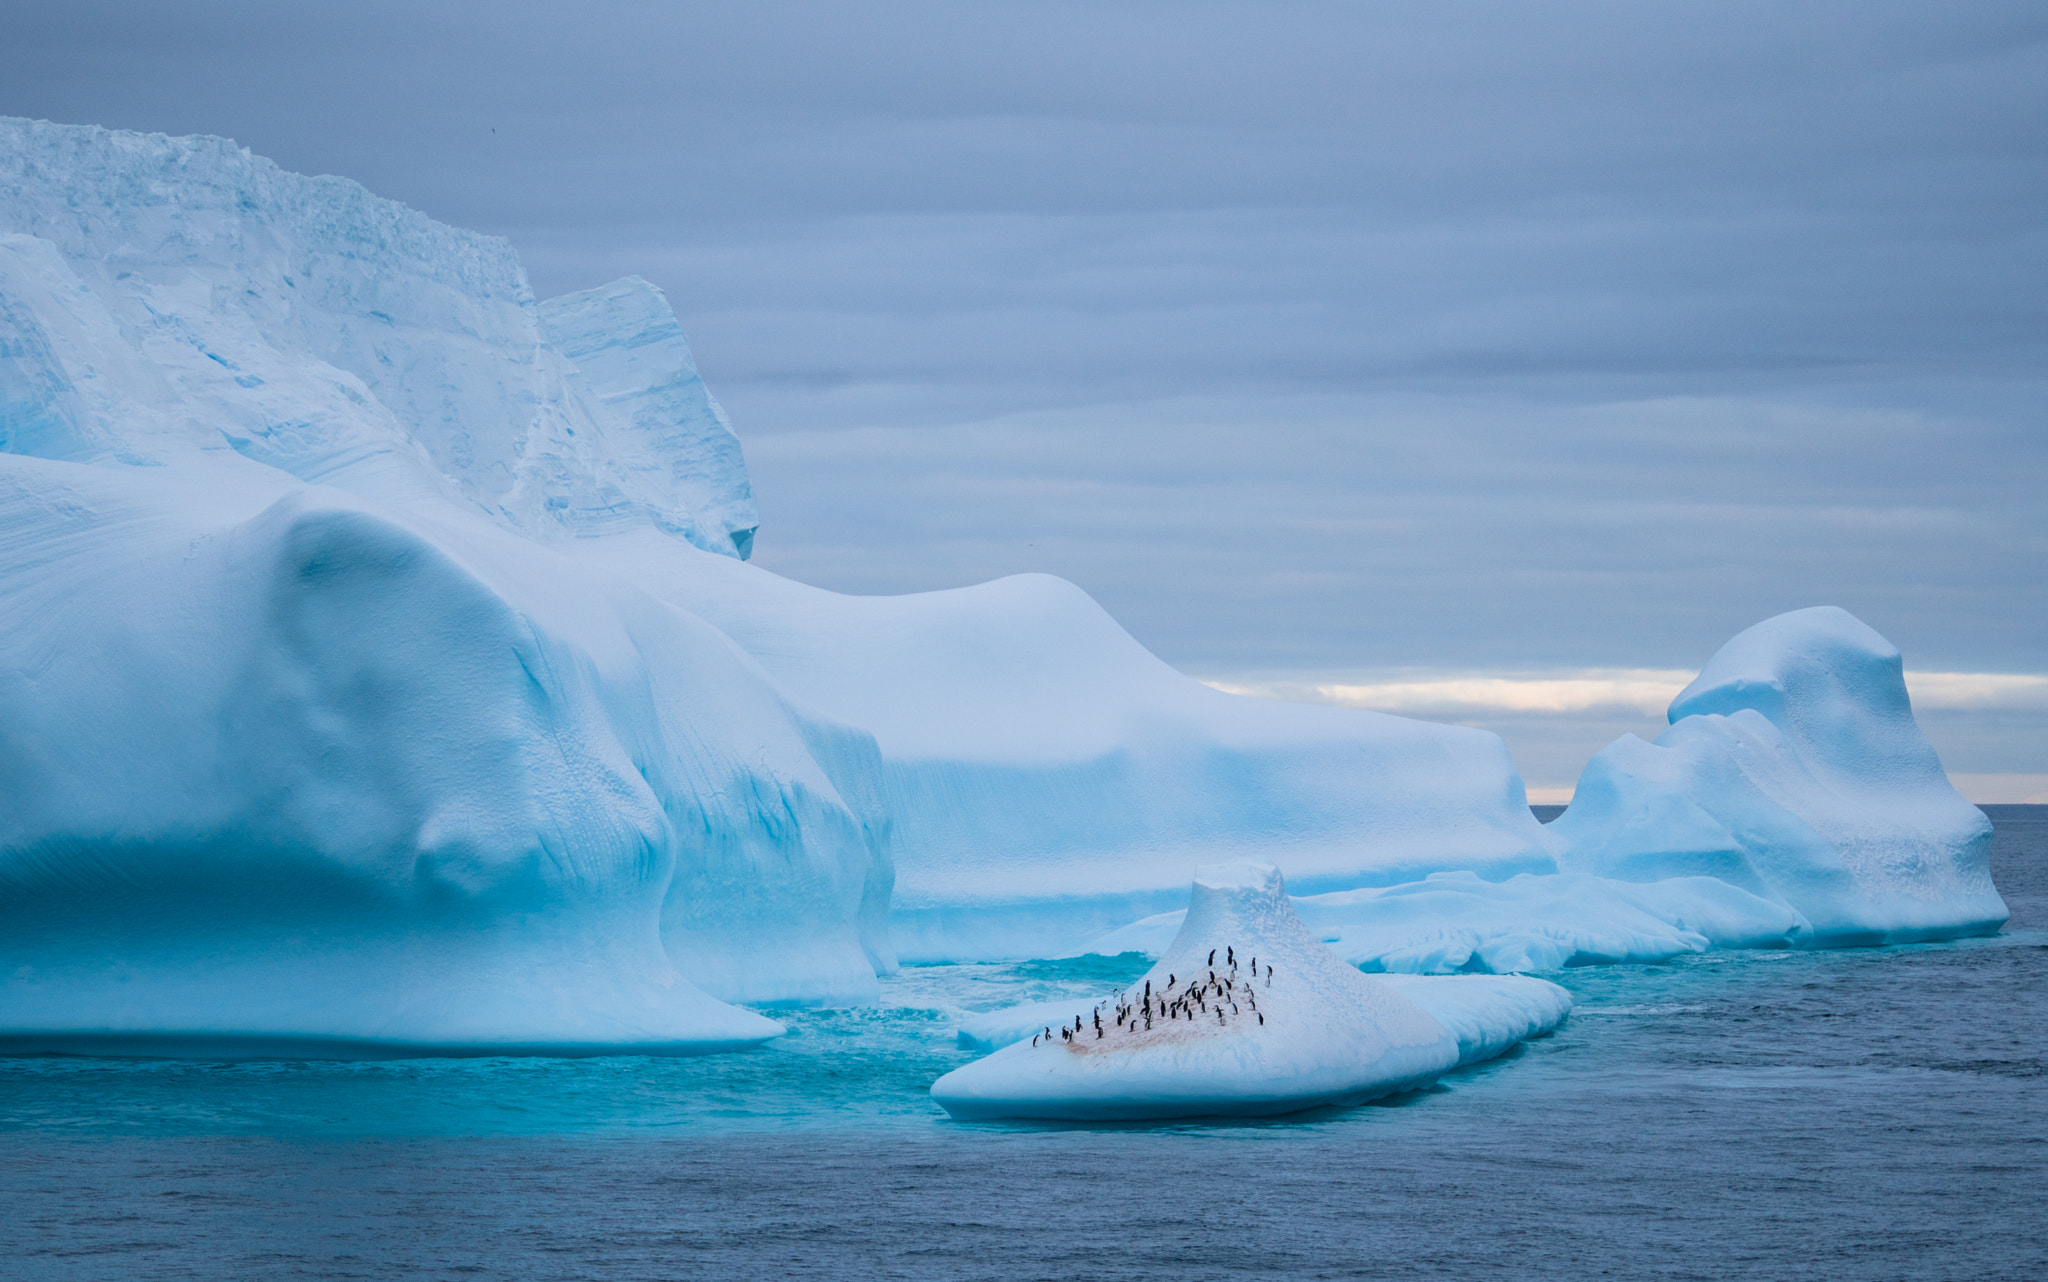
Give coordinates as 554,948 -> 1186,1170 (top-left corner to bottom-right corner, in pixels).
4,0 -> 2043,797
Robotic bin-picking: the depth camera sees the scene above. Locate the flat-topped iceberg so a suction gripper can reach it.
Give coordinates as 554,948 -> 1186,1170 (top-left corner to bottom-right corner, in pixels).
930,862 -> 1571,1121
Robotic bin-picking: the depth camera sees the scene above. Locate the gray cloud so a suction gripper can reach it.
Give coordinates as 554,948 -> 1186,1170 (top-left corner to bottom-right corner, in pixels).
3,0 -> 2043,780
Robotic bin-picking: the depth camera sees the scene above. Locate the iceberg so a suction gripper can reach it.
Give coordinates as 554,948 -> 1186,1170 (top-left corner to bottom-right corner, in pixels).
931,861 -> 1571,1121
0,118 -> 2006,1057
1550,606 -> 2006,944
0,118 -> 1559,1052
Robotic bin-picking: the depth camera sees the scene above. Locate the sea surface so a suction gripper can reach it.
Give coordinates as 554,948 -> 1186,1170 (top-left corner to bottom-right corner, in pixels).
3,807 -> 2043,1281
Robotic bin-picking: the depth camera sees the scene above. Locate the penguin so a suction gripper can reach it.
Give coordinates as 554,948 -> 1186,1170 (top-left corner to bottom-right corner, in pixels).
1032,1034 -> 1039,1046
1208,949 -> 1216,966
1258,1013 -> 1264,1025
1227,946 -> 1235,967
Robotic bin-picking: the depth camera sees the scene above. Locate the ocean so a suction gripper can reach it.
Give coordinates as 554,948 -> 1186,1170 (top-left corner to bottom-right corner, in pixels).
4,807 -> 2043,1280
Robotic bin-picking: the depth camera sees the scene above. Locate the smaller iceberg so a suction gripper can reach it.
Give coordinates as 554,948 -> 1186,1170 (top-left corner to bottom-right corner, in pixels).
930,861 -> 1570,1121
1551,606 -> 2006,944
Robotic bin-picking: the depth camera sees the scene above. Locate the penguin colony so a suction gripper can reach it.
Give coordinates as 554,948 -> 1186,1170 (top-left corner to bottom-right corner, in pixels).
1031,945 -> 1272,1050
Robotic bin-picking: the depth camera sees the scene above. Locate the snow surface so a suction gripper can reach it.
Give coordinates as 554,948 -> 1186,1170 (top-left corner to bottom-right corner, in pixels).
956,970 -> 1571,1070
1095,871 -> 1805,973
931,862 -> 1565,1121
0,118 -> 2008,1056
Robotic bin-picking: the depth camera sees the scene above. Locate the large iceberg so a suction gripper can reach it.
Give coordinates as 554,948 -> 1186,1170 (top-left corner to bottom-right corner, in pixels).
0,118 -> 1559,1052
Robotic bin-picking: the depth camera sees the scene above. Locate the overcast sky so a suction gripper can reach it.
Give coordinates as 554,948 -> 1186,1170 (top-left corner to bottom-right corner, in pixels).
5,0 -> 2043,793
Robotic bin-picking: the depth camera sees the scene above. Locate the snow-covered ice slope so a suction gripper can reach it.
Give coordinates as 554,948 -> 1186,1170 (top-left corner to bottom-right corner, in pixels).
931,862 -> 1567,1121
591,545 -> 1557,961
1550,606 -> 2006,945
0,117 -> 1558,1049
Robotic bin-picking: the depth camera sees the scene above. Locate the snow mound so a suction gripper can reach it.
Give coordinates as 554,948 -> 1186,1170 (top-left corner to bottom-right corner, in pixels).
931,862 -> 1553,1121
1551,607 -> 2006,944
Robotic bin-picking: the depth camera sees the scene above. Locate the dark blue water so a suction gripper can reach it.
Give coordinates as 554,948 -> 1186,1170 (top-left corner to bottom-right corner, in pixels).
4,807 -> 2043,1280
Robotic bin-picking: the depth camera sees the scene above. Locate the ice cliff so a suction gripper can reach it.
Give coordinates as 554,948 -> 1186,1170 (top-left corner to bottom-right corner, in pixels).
0,119 -> 2004,1056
